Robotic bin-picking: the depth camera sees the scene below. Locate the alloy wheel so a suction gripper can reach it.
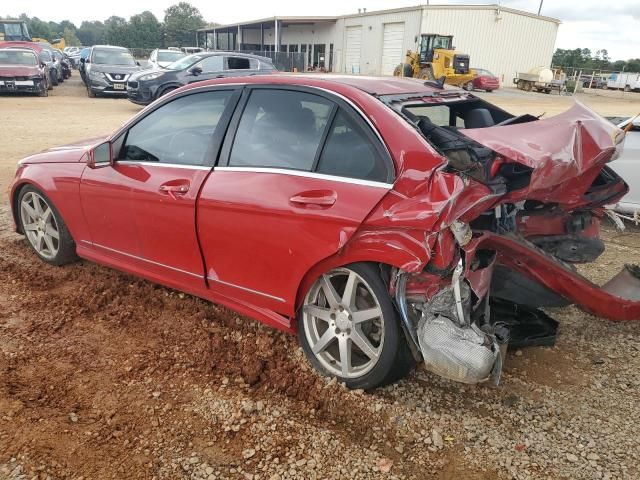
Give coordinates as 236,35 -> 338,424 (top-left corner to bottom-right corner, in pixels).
302,268 -> 385,379
20,191 -> 60,260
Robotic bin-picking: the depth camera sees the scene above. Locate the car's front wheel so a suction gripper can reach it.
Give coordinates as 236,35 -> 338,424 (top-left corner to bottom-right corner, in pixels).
18,186 -> 77,266
298,263 -> 414,390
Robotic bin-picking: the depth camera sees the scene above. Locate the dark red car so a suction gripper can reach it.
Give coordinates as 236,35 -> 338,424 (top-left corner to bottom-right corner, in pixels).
8,75 -> 639,390
467,68 -> 500,92
0,47 -> 48,95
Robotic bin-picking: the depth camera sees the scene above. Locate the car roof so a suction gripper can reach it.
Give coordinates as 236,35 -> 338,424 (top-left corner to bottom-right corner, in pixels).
92,45 -> 130,51
0,41 -> 44,53
187,74 -> 458,96
0,47 -> 37,54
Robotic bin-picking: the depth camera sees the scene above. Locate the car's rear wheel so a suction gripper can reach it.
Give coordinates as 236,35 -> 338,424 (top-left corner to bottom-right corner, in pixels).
18,186 -> 77,266
159,86 -> 177,98
298,263 -> 414,390
50,70 -> 59,86
463,81 -> 473,91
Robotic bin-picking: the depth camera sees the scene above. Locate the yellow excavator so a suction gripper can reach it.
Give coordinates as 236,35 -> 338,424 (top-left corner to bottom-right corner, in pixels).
394,34 -> 476,87
0,19 -> 65,50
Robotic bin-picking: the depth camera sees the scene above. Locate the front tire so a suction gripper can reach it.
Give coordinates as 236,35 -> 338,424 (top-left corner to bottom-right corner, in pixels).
18,186 -> 77,266
298,263 -> 414,390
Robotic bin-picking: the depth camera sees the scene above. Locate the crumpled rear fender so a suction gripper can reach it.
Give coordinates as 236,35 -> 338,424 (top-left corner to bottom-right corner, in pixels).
294,228 -> 437,310
467,232 -> 640,320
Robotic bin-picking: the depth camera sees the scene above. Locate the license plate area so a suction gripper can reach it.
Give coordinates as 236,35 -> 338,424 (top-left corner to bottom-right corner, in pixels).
113,83 -> 125,90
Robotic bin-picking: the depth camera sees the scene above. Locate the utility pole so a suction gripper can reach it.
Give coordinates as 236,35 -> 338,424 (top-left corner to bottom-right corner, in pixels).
538,0 -> 544,15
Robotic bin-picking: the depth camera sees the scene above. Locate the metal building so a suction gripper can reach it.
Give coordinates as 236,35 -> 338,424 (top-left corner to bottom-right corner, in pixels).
197,4 -> 560,84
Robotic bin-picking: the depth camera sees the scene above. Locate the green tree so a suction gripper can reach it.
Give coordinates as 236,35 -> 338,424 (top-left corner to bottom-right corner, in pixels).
129,11 -> 162,48
104,16 -> 130,46
164,2 -> 205,47
26,16 -> 53,40
63,27 -> 81,46
77,20 -> 105,46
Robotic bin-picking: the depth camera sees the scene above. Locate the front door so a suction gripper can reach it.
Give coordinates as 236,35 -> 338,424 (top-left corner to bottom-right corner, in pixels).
198,87 -> 395,314
81,87 -> 239,290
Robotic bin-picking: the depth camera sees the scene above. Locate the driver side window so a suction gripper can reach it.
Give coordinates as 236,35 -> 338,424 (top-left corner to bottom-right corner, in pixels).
119,91 -> 232,166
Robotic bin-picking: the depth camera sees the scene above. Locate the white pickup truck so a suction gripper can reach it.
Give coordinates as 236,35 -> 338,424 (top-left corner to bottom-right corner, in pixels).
606,73 -> 640,92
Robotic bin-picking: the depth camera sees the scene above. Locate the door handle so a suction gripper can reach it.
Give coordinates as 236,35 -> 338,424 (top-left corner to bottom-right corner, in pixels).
159,182 -> 190,200
289,190 -> 337,207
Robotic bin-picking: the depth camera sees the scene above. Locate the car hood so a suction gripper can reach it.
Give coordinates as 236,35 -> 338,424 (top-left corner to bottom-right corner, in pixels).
19,136 -> 108,164
0,65 -> 41,76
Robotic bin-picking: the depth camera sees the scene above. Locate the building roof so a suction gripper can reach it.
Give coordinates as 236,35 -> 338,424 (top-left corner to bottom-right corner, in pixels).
198,4 -> 560,32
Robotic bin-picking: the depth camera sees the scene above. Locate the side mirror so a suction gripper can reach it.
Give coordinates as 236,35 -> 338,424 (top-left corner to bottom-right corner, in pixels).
79,58 -> 85,63
40,62 -> 46,68
189,66 -> 203,76
88,141 -> 112,169
85,58 -> 90,64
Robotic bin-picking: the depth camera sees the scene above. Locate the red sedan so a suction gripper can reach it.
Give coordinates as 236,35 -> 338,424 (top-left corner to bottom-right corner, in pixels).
9,75 -> 639,390
466,68 -> 500,92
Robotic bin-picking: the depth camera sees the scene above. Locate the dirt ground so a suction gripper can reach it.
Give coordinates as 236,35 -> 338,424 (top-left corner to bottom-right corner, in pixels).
0,77 -> 639,480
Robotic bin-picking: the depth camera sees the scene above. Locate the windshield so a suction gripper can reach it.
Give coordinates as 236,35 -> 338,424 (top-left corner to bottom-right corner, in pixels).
0,49 -> 37,66
476,69 -> 495,77
157,51 -> 185,63
92,49 -> 136,66
166,53 -> 207,70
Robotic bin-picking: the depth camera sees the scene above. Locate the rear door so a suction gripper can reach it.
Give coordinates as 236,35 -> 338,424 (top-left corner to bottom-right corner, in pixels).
198,86 -> 394,314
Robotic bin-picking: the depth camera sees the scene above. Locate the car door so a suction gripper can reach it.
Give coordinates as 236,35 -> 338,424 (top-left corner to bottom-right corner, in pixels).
198,86 -> 395,314
80,87 -> 240,290
186,55 -> 225,83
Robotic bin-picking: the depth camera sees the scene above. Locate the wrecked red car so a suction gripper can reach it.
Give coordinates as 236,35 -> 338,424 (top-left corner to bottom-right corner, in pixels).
8,75 -> 635,390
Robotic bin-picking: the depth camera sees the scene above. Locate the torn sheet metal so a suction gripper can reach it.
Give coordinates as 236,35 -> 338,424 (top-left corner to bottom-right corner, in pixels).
461,102 -> 624,206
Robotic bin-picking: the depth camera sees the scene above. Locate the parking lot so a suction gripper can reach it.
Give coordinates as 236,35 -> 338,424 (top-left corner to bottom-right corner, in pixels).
1,77 -> 640,480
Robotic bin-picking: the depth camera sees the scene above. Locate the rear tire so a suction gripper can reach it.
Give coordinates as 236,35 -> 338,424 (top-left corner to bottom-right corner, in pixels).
463,82 -> 473,91
17,186 -> 77,266
158,86 -> 177,98
298,263 -> 414,390
50,70 -> 59,86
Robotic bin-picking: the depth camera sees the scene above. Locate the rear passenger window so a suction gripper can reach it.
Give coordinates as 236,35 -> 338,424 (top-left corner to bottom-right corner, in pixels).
229,89 -> 333,170
316,110 -> 391,182
226,57 -> 251,70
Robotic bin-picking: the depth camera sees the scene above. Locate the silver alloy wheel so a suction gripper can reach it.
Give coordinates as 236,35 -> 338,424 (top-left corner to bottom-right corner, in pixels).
303,268 -> 385,379
20,191 -> 60,260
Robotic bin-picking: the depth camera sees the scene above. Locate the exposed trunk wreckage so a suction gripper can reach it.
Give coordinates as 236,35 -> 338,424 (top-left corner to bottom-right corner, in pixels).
381,97 -> 638,385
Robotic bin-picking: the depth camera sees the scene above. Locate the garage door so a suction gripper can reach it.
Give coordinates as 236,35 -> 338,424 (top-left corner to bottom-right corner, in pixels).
345,26 -> 362,74
381,23 -> 405,76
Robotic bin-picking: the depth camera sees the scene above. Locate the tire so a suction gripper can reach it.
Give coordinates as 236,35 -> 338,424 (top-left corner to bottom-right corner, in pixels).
485,89 -> 493,93
158,86 -> 177,98
463,81 -> 473,91
17,185 -> 77,266
50,70 -> 59,86
516,80 -> 524,90
419,66 -> 435,81
524,81 -> 532,92
38,86 -> 48,97
402,63 -> 413,77
298,263 -> 414,390
87,86 -> 96,98
624,85 -> 631,92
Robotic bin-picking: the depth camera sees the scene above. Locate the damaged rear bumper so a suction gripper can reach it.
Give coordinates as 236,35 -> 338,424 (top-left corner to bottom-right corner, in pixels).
472,232 -> 640,321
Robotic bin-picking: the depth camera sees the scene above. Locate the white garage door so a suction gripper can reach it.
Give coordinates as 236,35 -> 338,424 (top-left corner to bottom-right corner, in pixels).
381,23 -> 405,76
345,26 -> 362,74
